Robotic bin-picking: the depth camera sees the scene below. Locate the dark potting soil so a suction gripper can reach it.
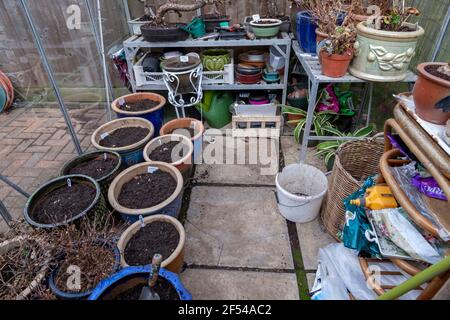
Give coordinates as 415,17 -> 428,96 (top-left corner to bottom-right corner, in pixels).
138,15 -> 152,21
118,172 -> 177,209
124,221 -> 180,266
119,99 -> 160,112
170,127 -> 196,138
253,20 -> 278,25
143,23 -> 183,30
202,14 -> 229,20
112,278 -> 179,300
149,141 -> 184,163
55,244 -> 115,293
99,127 -> 150,148
30,183 -> 96,225
68,155 -> 119,180
425,64 -> 450,82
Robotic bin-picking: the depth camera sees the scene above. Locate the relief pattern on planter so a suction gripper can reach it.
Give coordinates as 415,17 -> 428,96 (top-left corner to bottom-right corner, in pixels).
367,45 -> 415,71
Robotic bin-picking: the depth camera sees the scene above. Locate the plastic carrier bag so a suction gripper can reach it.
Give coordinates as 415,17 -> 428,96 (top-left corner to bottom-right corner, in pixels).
343,176 -> 381,257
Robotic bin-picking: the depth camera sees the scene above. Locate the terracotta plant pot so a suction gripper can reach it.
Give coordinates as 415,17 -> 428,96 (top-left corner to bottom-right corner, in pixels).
287,113 -> 305,128
315,29 -> 328,44
412,62 -> 450,125
143,134 -> 194,184
160,118 -> 205,164
320,50 -> 353,78
117,214 -> 186,274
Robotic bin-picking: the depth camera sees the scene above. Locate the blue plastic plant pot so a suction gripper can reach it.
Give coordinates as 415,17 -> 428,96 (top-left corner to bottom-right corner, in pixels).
296,11 -> 318,54
118,147 -> 146,168
119,193 -> 183,223
88,266 -> 193,300
49,241 -> 121,300
117,108 -> 164,138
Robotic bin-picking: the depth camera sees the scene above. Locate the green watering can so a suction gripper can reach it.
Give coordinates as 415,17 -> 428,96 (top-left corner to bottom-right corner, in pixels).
196,91 -> 233,129
182,18 -> 206,39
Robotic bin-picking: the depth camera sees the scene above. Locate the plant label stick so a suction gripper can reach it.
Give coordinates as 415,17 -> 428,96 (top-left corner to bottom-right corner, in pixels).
147,166 -> 158,174
100,133 -> 109,140
67,178 -> 72,188
139,215 -> 145,228
104,153 -> 108,160
180,56 -> 189,63
252,14 -> 260,22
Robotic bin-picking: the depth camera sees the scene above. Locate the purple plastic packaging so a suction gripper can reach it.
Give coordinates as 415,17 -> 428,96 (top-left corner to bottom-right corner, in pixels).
411,174 -> 447,201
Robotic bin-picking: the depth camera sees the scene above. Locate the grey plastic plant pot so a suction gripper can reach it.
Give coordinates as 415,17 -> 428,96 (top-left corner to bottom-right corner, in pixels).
24,175 -> 107,229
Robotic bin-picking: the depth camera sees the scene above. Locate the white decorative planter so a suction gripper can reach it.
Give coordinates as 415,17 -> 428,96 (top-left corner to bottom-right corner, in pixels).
349,22 -> 424,82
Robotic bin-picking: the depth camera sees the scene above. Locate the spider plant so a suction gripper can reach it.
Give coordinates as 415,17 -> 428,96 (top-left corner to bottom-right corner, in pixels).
282,106 -> 338,143
315,124 -> 375,169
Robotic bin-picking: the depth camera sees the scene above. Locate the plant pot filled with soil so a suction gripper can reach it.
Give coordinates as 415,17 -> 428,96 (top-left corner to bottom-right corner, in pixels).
161,55 -> 202,97
349,21 -> 424,81
61,151 -> 122,206
143,134 -> 194,183
412,62 -> 450,125
111,93 -> 166,135
49,240 -> 120,300
108,162 -> 183,222
117,214 -> 185,274
160,118 -> 205,164
249,18 -> 282,38
141,23 -> 189,42
24,175 -> 105,229
0,236 -> 50,300
320,50 -> 353,78
91,117 -> 154,167
88,266 -> 192,300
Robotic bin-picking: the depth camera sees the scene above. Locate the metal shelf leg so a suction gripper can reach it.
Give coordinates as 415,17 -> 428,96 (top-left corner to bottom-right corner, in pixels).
299,81 -> 320,163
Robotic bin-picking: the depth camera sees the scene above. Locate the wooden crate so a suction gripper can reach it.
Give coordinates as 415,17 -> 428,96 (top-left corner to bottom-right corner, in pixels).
231,113 -> 282,138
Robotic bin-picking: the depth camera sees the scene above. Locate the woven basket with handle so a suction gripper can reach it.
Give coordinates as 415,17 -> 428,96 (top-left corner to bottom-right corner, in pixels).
320,136 -> 384,241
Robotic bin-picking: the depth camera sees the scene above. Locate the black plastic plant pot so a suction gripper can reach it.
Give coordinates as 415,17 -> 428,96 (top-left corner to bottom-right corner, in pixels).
201,15 -> 231,33
60,151 -> 122,206
49,240 -> 121,300
24,175 -> 108,229
140,23 -> 189,42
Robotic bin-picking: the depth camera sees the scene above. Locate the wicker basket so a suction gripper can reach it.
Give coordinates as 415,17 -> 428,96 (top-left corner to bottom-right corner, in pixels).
320,137 -> 384,241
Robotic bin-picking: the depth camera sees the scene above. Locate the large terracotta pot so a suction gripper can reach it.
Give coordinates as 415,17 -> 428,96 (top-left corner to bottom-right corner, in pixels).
412,62 -> 450,125
315,29 -> 328,44
349,22 -> 424,82
320,50 -> 353,78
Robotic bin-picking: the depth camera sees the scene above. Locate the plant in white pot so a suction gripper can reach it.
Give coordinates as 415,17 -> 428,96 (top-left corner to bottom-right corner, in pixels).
349,3 -> 423,81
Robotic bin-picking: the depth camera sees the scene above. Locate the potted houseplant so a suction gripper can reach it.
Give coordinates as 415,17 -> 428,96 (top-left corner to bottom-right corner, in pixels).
116,214 -> 186,274
108,162 -> 184,222
91,117 -> 155,167
61,151 -> 122,207
24,175 -> 106,229
346,0 -> 392,23
412,62 -> 450,125
349,4 -> 424,81
88,266 -> 192,300
111,93 -> 166,135
143,134 -> 194,184
140,0 -> 222,42
249,18 -> 282,38
316,124 -> 375,170
282,107 -> 337,147
319,25 -> 356,78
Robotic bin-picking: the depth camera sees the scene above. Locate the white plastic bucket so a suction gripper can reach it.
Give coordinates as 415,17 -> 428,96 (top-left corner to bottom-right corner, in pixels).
275,164 -> 328,223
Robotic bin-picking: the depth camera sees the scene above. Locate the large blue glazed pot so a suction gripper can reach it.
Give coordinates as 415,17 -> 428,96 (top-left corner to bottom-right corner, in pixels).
91,117 -> 155,168
296,11 -> 318,54
111,93 -> 166,136
88,266 -> 192,300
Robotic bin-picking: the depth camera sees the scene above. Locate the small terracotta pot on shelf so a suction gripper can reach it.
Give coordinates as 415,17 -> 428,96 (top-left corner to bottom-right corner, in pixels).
412,62 -> 450,125
320,50 -> 353,78
315,29 -> 328,44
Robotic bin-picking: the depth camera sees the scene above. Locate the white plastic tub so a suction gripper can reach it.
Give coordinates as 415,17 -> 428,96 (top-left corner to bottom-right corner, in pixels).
276,164 -> 328,223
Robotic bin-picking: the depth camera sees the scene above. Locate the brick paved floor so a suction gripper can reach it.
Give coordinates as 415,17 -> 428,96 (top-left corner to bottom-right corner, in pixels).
0,103 -> 107,232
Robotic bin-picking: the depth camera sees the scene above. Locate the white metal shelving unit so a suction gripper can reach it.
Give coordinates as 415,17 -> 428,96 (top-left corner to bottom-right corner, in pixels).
291,39 -> 418,163
123,32 -> 292,104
